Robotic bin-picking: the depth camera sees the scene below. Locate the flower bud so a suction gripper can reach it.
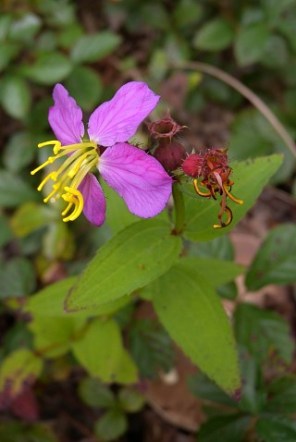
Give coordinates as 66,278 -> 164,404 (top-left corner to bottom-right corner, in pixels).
154,141 -> 186,172
181,153 -> 203,178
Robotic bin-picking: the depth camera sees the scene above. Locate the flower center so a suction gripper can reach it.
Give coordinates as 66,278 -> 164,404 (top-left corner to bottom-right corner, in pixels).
31,140 -> 99,222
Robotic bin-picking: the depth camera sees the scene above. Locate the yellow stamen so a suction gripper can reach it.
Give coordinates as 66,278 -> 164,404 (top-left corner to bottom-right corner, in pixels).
193,179 -> 211,198
31,139 -> 99,222
213,206 -> 233,229
223,184 -> 244,205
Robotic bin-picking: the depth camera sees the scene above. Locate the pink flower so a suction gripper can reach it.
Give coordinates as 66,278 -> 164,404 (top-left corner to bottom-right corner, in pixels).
31,82 -> 172,226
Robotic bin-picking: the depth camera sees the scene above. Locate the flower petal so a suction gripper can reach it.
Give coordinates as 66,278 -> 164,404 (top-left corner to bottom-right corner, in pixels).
88,81 -> 160,146
79,174 -> 106,226
99,143 -> 172,218
48,84 -> 84,145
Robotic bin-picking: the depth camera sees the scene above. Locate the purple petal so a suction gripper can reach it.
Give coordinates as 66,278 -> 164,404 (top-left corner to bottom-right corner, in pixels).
48,84 -> 84,145
98,143 -> 172,218
79,174 -> 106,226
88,81 -> 160,146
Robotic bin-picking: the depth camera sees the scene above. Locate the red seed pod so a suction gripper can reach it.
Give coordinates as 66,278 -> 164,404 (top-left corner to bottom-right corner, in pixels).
181,153 -> 204,178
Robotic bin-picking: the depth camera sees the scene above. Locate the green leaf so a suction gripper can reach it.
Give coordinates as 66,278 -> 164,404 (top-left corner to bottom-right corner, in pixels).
11,202 -> 52,237
229,110 -> 295,183
9,12 -> 41,42
71,319 -> 124,382
0,42 -> 20,72
95,410 -> 127,441
78,377 -> 115,408
65,220 -> 182,312
3,132 -> 35,173
238,347 -> 265,414
0,215 -> 12,247
152,258 -> 240,393
173,0 -> 203,28
256,416 -> 296,442
183,155 -> 282,241
265,376 -> 296,413
0,76 -> 31,120
71,32 -> 121,63
0,257 -> 36,298
29,313 -> 83,358
246,224 -> 296,290
22,52 -> 73,85
65,66 -> 102,111
27,277 -> 132,318
0,349 -> 42,397
0,421 -> 57,442
118,388 -> 145,413
0,170 -> 37,207
112,349 -> 138,385
235,23 -> 270,66
188,373 -> 238,408
129,319 -> 174,378
198,415 -> 250,442
234,303 -> 294,364
193,18 -> 234,51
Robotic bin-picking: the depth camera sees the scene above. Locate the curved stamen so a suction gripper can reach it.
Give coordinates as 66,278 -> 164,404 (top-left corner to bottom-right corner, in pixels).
62,187 -> 84,222
213,206 -> 233,229
31,139 -> 98,222
223,183 -> 244,205
193,179 -> 212,197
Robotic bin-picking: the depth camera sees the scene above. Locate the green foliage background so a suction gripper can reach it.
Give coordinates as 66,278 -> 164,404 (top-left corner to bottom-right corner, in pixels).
0,0 -> 296,441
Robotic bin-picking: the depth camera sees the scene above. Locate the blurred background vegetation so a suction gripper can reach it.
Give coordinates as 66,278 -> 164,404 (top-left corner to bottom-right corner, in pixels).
0,0 -> 296,441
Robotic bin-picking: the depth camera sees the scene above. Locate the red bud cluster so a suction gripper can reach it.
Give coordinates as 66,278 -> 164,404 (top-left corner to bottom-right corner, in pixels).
182,148 -> 243,228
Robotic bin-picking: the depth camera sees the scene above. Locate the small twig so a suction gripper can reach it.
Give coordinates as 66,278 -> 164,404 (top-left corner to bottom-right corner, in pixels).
173,61 -> 296,159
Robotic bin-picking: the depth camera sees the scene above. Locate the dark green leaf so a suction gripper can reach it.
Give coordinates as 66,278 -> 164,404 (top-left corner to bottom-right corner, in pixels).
152,258 -> 240,393
238,347 -> 266,414
0,76 -> 31,120
193,19 -> 234,51
188,373 -> 238,408
22,52 -> 73,85
265,376 -> 296,413
129,319 -> 174,378
95,410 -> 127,441
118,388 -> 145,412
0,43 -> 20,72
78,377 -> 115,408
235,23 -> 270,66
9,12 -> 41,42
256,416 -> 296,442
0,257 -> 36,298
65,66 -> 102,111
71,32 -> 121,63
3,132 -> 35,173
198,415 -> 250,442
0,215 -> 12,247
246,224 -> 296,290
173,0 -> 203,28
65,220 -> 182,312
234,303 -> 294,364
0,421 -> 57,442
0,169 -> 37,207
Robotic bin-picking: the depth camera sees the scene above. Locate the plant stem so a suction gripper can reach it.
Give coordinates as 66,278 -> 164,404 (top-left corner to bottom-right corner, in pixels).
172,182 -> 185,235
174,61 -> 296,159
